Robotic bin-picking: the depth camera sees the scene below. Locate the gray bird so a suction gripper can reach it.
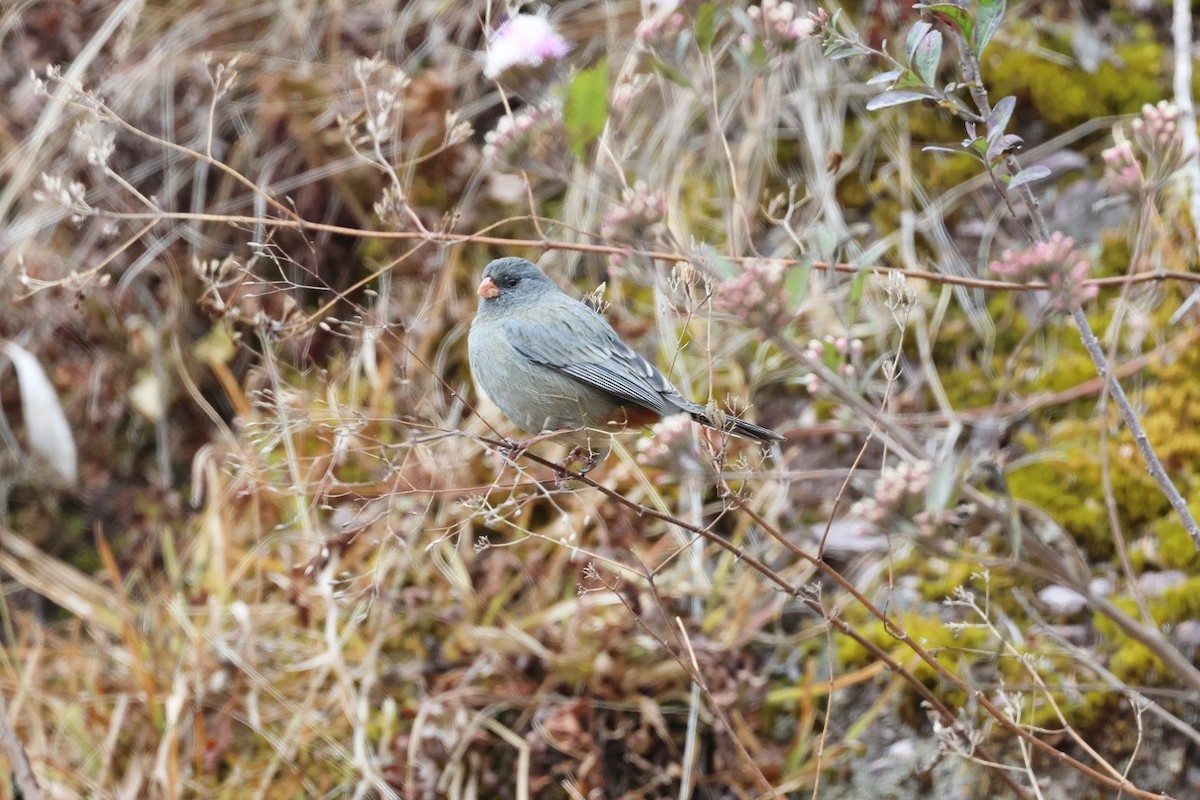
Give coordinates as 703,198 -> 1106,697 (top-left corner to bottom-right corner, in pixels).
468,257 -> 782,446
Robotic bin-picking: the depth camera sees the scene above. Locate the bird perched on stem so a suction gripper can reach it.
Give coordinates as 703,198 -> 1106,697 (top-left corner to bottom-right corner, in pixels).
468,257 -> 782,457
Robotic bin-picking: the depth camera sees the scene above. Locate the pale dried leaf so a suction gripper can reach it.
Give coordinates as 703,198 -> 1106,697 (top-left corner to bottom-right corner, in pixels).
4,341 -> 77,485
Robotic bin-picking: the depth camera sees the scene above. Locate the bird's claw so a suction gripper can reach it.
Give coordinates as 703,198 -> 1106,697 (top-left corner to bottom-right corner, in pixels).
552,446 -> 598,485
498,438 -> 530,462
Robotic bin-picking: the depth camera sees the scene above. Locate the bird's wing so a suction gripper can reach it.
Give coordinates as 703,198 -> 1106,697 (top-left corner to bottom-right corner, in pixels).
501,301 -> 686,416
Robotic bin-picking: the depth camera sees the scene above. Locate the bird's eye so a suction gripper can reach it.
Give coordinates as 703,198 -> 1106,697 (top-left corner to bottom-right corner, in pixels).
503,276 -> 519,288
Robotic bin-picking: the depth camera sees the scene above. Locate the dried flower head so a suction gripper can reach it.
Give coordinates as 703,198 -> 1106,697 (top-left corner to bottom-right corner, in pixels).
884,270 -> 917,314
850,460 -> 933,524
33,173 -> 92,224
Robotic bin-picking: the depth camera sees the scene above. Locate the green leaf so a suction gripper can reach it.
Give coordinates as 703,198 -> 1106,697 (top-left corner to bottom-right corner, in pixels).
811,224 -> 836,260
913,3 -> 974,47
922,144 -> 966,155
850,267 -> 869,303
905,21 -> 934,64
824,38 -> 872,60
729,45 -> 757,74
821,340 -> 841,370
706,252 -> 740,280
986,95 -> 1016,144
866,89 -> 932,110
785,262 -> 812,309
645,55 -> 692,89
868,69 -> 904,85
925,449 -> 962,513
564,58 -> 609,160
986,132 -> 1023,164
894,69 -> 929,90
912,29 -> 942,87
695,3 -> 718,53
747,38 -> 769,65
1005,164 -> 1050,192
974,0 -> 1006,58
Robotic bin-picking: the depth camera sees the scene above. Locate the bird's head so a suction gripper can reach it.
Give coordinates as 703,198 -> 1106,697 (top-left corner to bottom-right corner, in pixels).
475,257 -> 561,314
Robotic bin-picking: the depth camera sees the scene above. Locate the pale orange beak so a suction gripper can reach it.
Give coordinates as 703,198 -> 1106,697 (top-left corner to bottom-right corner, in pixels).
477,276 -> 500,299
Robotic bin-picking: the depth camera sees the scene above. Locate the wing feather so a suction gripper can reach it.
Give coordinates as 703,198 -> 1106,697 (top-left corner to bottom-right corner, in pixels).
501,300 -> 689,416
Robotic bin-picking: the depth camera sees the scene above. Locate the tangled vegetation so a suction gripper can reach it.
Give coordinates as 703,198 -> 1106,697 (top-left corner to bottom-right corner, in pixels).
0,1 -> 1198,798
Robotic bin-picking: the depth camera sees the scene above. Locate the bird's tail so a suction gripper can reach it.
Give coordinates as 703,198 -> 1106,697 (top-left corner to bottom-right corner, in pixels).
726,416 -> 784,443
689,409 -> 783,444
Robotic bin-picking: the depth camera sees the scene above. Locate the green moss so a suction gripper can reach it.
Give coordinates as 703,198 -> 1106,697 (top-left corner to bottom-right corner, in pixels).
1152,515 -> 1200,570
836,610 -> 989,682
1091,577 -> 1200,686
922,147 -> 988,197
1158,575 -> 1200,620
1006,420 -> 1169,559
867,197 -> 902,241
931,302 -> 1105,412
915,559 -> 980,601
984,33 -> 1166,130
998,650 -> 1095,730
1097,233 -> 1133,279
835,173 -> 870,212
930,264 -> 1199,567
1139,346 -> 1200,472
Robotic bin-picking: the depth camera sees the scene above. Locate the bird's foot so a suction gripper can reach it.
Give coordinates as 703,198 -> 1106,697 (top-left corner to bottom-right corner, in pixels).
498,437 -> 530,462
552,446 -> 599,485
498,428 -> 571,461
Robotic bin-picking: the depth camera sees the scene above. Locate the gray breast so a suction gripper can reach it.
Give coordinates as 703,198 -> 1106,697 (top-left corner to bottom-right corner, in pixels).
469,325 -> 619,434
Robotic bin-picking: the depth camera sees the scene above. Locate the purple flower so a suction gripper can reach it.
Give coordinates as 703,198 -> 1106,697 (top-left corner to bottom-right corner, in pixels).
483,11 -> 571,79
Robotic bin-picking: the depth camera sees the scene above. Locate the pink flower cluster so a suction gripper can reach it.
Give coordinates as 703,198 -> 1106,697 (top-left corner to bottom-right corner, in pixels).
713,259 -> 792,329
636,414 -> 707,476
481,104 -> 568,175
1101,140 -> 1143,193
600,182 -> 666,246
1102,101 -> 1195,194
1132,100 -> 1184,157
483,12 -> 571,79
850,460 -> 933,524
611,76 -> 647,112
989,232 -> 1098,311
802,335 -> 862,388
741,1 -> 822,51
634,5 -> 686,47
